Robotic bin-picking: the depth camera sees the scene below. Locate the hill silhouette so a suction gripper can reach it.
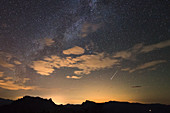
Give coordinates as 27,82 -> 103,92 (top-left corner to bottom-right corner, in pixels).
0,96 -> 170,113
0,98 -> 13,106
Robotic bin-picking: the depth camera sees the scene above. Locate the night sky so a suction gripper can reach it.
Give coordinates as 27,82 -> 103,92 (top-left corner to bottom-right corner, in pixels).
0,0 -> 170,104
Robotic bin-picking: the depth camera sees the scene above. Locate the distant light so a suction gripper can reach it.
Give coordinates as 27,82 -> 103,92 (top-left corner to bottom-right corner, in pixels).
149,109 -> 152,112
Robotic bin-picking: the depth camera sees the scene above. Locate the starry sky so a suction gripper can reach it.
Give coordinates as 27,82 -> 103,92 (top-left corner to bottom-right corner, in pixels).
0,0 -> 170,104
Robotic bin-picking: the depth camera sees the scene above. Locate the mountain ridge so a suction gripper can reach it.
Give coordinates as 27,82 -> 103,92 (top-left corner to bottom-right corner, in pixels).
0,96 -> 170,113
0,98 -> 13,106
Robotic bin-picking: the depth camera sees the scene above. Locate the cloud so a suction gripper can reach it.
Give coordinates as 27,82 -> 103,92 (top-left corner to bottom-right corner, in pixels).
31,52 -> 119,76
0,57 -> 14,70
44,38 -> 55,46
0,78 -> 35,90
121,68 -> 131,71
113,51 -> 132,59
112,40 -> 169,73
31,40 -> 170,76
31,38 -> 55,54
0,52 -> 12,61
148,67 -> 157,71
14,60 -> 22,65
113,40 -> 170,60
0,71 -> 35,90
31,60 -> 55,76
141,40 -> 170,53
129,60 -> 166,73
66,75 -> 82,79
4,76 -> 13,80
131,86 -> 142,88
113,43 -> 143,60
70,53 -> 118,75
74,71 -> 85,75
23,78 -> 30,83
81,22 -> 102,37
0,72 -> 4,77
4,75 -> 31,84
31,55 -> 71,76
63,46 -> 85,55
0,52 -> 15,70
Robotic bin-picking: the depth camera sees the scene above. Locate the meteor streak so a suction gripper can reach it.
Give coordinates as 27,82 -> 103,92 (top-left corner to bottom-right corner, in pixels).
110,70 -> 118,80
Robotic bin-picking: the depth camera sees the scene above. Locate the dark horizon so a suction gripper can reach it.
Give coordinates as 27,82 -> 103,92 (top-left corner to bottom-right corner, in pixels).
1,95 -> 170,106
1,95 -> 170,113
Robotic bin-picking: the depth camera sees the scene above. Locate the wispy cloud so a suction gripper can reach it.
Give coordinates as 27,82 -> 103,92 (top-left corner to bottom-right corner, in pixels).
44,38 -> 55,46
140,40 -> 170,53
0,80 -> 35,90
113,43 -> 143,60
0,52 -> 12,60
129,60 -> 166,73
0,52 -> 21,70
13,60 -> 22,65
121,68 -> 131,71
66,75 -> 82,79
0,72 -> 4,77
113,51 -> 132,59
0,57 -> 14,70
63,46 -> 85,55
81,22 -> 102,37
31,38 -> 55,55
113,40 -> 170,60
0,77 -> 35,90
4,76 -> 13,80
23,78 -> 31,83
148,67 -> 157,71
0,52 -> 35,90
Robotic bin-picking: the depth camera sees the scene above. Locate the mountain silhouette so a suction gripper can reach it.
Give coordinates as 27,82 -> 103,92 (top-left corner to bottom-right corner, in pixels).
0,96 -> 170,113
0,96 -> 57,113
0,98 -> 13,106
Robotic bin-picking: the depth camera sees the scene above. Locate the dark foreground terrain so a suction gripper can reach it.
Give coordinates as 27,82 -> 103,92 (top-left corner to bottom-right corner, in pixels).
0,96 -> 170,113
